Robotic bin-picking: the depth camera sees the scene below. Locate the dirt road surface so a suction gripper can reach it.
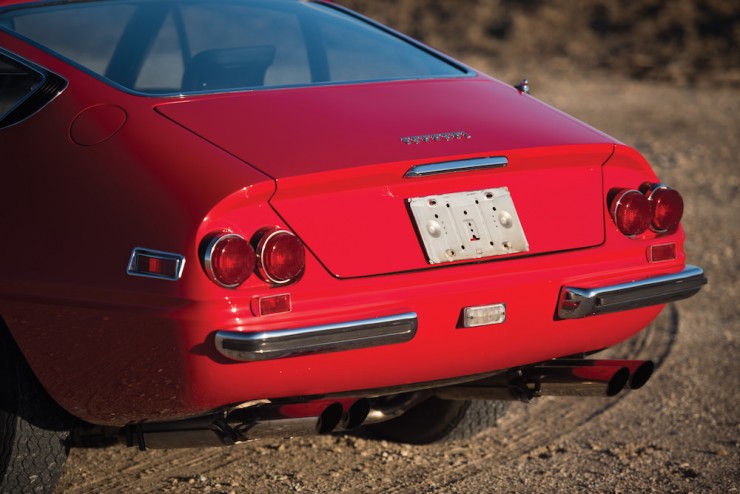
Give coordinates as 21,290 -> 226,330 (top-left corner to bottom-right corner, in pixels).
56,9 -> 739,494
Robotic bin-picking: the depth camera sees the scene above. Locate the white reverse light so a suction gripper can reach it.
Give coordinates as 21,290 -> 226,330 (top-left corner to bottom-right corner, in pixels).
462,303 -> 507,328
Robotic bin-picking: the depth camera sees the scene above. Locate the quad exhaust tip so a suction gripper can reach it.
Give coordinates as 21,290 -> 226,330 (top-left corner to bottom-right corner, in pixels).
317,403 -> 344,434
538,359 -> 655,390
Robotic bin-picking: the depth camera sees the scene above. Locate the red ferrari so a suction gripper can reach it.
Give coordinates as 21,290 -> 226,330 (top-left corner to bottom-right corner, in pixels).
0,0 -> 706,491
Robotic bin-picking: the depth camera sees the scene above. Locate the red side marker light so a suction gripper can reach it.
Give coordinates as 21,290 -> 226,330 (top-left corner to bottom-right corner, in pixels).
252,293 -> 292,316
649,243 -> 677,262
128,248 -> 185,280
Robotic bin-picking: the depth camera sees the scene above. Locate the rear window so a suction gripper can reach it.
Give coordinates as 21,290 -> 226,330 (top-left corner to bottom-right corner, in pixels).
0,0 -> 467,95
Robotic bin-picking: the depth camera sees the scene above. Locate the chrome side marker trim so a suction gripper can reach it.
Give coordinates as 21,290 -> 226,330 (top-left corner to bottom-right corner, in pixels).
558,265 -> 707,319
127,248 -> 186,281
215,312 -> 418,362
404,156 -> 508,178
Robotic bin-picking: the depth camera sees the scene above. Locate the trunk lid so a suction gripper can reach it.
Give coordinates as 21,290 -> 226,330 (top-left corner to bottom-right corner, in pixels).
156,76 -> 615,278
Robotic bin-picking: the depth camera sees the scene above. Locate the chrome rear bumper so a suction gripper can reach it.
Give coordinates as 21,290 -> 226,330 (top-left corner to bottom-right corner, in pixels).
215,312 -> 417,362
558,265 -> 706,319
215,266 -> 706,362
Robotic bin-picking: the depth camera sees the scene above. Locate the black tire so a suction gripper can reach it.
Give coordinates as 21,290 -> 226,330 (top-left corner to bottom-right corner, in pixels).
0,322 -> 74,493
367,396 -> 509,444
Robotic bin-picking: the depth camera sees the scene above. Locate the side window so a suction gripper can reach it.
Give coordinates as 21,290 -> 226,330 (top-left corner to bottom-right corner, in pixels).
0,57 -> 41,115
0,53 -> 66,129
0,55 -> 43,128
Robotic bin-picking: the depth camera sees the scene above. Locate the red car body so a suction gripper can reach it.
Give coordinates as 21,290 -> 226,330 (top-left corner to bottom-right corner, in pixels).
0,0 -> 704,461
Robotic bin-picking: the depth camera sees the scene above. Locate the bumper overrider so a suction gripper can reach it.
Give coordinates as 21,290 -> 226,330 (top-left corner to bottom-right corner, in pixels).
557,264 -> 706,319
215,265 -> 706,363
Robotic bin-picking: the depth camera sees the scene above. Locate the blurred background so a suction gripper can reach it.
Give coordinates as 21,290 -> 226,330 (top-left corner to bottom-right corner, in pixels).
338,0 -> 739,87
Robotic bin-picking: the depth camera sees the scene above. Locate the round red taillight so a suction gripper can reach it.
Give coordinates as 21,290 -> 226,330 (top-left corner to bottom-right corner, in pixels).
610,189 -> 651,237
257,230 -> 305,284
203,233 -> 255,288
648,186 -> 683,232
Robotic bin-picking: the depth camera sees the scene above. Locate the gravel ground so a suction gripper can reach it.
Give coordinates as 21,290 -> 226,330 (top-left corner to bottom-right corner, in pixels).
53,61 -> 740,493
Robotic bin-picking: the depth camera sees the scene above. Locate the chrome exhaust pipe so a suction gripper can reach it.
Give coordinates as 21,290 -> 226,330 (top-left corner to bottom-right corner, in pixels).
434,381 -> 533,402
539,359 -> 655,389
123,400 -> 348,450
528,365 -> 630,397
241,401 -> 344,438
434,363 -> 631,402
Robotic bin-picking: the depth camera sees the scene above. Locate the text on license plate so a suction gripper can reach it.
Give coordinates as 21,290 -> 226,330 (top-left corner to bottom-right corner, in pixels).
408,187 -> 529,264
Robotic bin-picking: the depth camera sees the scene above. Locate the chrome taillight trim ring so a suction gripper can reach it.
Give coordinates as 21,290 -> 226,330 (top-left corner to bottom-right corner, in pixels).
610,189 -> 649,238
256,229 -> 305,285
203,233 -> 250,288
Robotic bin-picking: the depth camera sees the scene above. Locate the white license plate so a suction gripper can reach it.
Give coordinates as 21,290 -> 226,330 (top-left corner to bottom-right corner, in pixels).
408,188 -> 529,264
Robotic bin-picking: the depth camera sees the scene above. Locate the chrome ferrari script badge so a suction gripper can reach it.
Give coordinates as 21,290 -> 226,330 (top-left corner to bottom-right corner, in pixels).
401,131 -> 471,145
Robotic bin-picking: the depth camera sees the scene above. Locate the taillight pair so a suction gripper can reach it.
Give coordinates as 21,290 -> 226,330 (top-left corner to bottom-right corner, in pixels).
609,184 -> 683,237
202,229 -> 305,288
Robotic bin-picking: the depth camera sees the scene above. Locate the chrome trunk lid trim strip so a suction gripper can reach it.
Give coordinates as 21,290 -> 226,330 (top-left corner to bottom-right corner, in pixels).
404,156 -> 508,177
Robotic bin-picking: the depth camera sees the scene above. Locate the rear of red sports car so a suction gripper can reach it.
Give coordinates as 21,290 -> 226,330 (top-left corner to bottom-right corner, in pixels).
0,0 -> 705,491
